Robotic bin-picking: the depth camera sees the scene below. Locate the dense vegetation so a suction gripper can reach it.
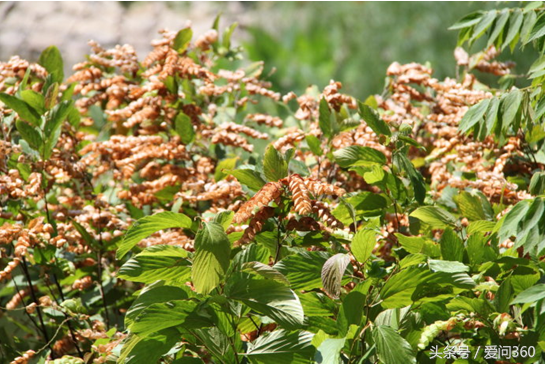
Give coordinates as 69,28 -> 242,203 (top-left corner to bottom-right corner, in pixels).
1,3 -> 545,364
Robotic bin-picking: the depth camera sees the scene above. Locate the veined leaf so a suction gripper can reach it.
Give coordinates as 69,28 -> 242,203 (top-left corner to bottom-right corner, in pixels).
39,46 -> 64,84
318,98 -> 332,138
449,11 -> 484,30
372,325 -> 416,364
117,211 -> 192,259
15,120 -> 42,151
227,168 -> 266,191
459,98 -> 490,134
359,102 -> 391,136
215,157 -> 238,182
410,206 -> 457,229
119,328 -> 180,364
511,284 -> 545,304
245,330 -> 315,364
263,144 -> 288,182
0,93 -> 41,126
321,253 -> 351,299
175,112 -> 195,144
173,28 -> 193,53
117,245 -> 192,284
351,229 -> 375,263
192,222 -> 231,294
227,275 -> 305,329
333,145 -> 386,168
242,261 -> 290,285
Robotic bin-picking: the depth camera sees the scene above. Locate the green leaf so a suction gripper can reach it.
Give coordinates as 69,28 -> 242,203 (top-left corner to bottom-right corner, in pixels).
263,144 -> 288,182
130,300 -> 211,336
118,245 -> 192,284
0,93 -> 41,126
175,112 -> 195,145
20,90 -> 45,115
321,253 -> 351,299
333,146 -> 386,168
527,12 -> 545,43
372,325 -> 416,364
315,338 -> 346,364
227,168 -> 266,191
275,251 -> 329,290
449,11 -> 483,30
119,329 -> 180,364
410,206 -> 457,229
305,135 -> 323,156
530,171 -> 545,196
213,210 -> 234,231
227,276 -> 305,329
511,284 -> 545,304
318,98 -> 332,138
173,28 -> 193,53
440,228 -> 464,262
117,211 -> 193,259
471,11 -> 497,41
242,261 -> 290,285
500,89 -> 523,131
454,191 -> 487,221
192,222 -> 231,294
393,152 -> 426,204
337,287 -> 367,334
215,157 -> 238,182
487,9 -> 510,47
125,283 -> 189,327
39,46 -> 64,84
494,279 -> 514,313
351,229 -> 375,263
245,330 -> 315,364
43,100 -> 72,159
15,120 -> 42,151
358,102 -> 391,136
503,9 -> 524,50
459,98 -> 490,134
395,234 -> 425,254
428,259 -> 469,273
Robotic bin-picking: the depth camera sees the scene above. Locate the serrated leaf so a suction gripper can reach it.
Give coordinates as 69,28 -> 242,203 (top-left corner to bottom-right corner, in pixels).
20,90 -> 45,115
118,245 -> 191,284
263,144 -> 288,182
215,157 -> 238,182
315,338 -> 346,364
500,89 -> 523,132
318,98 -> 332,138
228,275 -> 305,329
358,102 -> 391,136
173,28 -> 193,53
459,98 -> 490,134
511,283 -> 545,304
526,12 -> 545,43
428,259 -> 469,273
372,325 -> 416,364
440,228 -> 464,262
119,328 -> 180,364
0,93 -> 41,126
487,9 -> 510,47
351,229 -> 375,263
503,9 -> 524,50
242,261 -> 290,285
226,168 -> 266,191
192,222 -> 231,294
449,11 -> 484,30
305,135 -> 323,156
175,112 -> 195,144
245,330 -> 315,364
117,211 -> 193,259
321,253 -> 351,299
15,120 -> 42,150
275,251 -> 330,290
454,191 -> 487,221
39,46 -> 64,84
410,206 -> 457,229
333,145 -> 386,168
130,300 -> 211,336
471,11 -> 497,41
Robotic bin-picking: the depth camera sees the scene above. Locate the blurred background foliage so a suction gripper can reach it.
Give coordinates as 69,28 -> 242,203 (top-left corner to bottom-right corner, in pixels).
240,2 -> 533,98
0,1 -> 534,99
